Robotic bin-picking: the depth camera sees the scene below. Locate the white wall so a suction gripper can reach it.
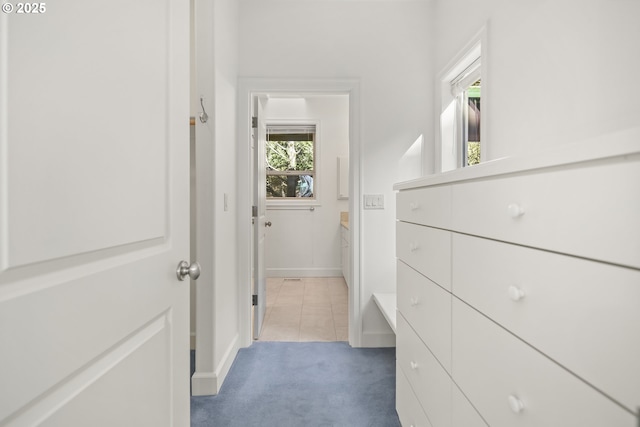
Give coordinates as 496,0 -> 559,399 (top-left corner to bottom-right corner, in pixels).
239,0 -> 434,346
213,0 -> 240,389
433,0 -> 640,167
192,0 -> 240,396
262,96 -> 349,278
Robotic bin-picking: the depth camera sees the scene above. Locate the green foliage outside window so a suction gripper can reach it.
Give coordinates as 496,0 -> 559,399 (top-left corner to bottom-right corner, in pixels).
467,141 -> 480,166
266,140 -> 313,172
466,80 -> 481,166
266,139 -> 314,198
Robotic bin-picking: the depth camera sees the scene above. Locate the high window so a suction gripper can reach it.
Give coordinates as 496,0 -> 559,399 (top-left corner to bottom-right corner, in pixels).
266,124 -> 316,199
451,58 -> 481,167
440,40 -> 483,172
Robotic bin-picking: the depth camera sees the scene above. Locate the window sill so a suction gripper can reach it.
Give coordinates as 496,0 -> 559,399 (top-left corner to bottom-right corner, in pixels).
266,200 -> 320,210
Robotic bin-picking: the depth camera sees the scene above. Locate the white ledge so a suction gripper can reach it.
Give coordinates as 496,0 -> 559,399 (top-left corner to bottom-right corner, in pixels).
373,292 -> 396,334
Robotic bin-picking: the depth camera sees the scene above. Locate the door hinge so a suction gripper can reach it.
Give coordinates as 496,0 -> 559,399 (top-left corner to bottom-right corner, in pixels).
252,205 -> 258,217
252,294 -> 258,306
251,116 -> 258,128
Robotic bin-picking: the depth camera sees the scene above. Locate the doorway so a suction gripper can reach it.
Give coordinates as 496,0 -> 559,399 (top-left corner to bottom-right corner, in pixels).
255,94 -> 349,341
237,79 -> 362,349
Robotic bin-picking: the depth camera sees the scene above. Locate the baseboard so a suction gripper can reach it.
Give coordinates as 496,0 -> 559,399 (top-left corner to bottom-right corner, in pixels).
215,333 -> 240,392
191,333 -> 240,396
191,371 -> 217,396
267,268 -> 342,278
361,330 -> 396,348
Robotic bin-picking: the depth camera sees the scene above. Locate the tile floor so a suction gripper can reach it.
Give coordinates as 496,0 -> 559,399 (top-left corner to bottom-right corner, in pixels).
258,277 -> 348,342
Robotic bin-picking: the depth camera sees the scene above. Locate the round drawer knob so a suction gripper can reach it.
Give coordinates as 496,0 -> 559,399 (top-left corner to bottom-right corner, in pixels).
508,286 -> 526,302
409,202 -> 419,211
410,297 -> 419,306
409,242 -> 419,252
410,361 -> 418,370
507,203 -> 525,218
508,394 -> 525,413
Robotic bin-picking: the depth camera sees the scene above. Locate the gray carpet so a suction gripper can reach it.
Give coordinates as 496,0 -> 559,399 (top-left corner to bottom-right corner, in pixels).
191,342 -> 401,427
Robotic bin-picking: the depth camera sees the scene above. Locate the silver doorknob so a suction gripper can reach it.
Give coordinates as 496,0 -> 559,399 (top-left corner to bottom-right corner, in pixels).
176,261 -> 201,281
265,221 -> 272,227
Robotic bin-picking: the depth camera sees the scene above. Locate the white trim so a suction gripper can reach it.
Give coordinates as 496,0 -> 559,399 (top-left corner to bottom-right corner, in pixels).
190,372 -> 217,397
440,41 -> 482,85
436,26 -> 487,173
450,57 -> 481,97
214,333 -> 240,393
361,331 -> 396,348
191,333 -> 240,396
237,77 -> 362,348
372,292 -> 396,333
266,205 -> 320,211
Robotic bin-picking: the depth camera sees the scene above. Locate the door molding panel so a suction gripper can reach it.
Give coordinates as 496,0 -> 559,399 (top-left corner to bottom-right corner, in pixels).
5,313 -> 170,426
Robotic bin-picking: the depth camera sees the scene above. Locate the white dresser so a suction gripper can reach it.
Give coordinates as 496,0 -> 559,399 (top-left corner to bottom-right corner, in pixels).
394,137 -> 640,427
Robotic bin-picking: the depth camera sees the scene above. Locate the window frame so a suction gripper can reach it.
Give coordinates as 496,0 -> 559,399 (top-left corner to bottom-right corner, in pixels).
438,31 -> 485,172
453,65 -> 481,167
264,120 -> 321,209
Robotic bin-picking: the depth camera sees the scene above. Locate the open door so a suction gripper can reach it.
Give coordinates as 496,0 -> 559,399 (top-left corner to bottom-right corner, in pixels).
252,96 -> 268,339
0,1 -> 191,425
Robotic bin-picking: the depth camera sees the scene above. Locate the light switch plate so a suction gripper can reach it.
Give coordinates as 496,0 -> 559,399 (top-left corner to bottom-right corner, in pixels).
363,194 -> 384,209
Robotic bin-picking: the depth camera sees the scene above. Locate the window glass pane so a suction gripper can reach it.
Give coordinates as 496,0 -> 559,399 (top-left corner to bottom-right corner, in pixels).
465,78 -> 481,166
265,124 -> 316,200
266,140 -> 314,172
266,174 -> 314,198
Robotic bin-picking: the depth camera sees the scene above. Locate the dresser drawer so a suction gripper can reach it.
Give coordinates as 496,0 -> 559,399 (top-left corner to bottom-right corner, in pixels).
452,383 -> 487,427
397,313 -> 452,427
452,233 -> 640,412
397,364 -> 433,427
451,158 -> 640,269
397,186 -> 451,228
396,221 -> 451,290
397,260 -> 451,373
452,299 -> 637,427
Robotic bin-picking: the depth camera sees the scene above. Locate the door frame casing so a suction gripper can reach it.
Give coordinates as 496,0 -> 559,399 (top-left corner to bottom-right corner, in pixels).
237,78 -> 362,348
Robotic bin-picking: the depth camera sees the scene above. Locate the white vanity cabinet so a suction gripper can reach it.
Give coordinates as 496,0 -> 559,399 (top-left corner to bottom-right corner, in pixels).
394,139 -> 640,427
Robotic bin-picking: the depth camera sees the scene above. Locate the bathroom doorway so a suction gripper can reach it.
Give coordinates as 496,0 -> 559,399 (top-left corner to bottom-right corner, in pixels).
256,94 -> 349,341
237,79 -> 363,349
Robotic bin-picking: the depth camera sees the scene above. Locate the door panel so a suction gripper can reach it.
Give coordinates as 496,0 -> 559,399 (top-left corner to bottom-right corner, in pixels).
13,315 -> 171,426
0,0 -> 190,424
43,330 -> 170,427
4,1 -> 169,268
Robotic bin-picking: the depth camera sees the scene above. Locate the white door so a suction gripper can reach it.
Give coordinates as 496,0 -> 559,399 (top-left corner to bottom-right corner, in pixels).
252,96 -> 267,339
0,0 -> 191,425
